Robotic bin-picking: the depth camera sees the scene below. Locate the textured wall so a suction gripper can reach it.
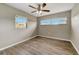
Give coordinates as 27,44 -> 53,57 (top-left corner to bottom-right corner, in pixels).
71,4 -> 79,53
38,11 -> 71,41
0,4 -> 37,49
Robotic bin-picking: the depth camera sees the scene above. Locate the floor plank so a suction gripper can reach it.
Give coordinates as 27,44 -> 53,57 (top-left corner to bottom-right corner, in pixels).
0,36 -> 78,55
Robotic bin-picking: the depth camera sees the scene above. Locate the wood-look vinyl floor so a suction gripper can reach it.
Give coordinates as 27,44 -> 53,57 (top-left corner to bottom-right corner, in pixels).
0,36 -> 78,55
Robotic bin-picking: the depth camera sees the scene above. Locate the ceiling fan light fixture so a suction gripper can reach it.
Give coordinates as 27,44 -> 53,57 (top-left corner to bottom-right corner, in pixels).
29,3 -> 50,16
36,11 -> 42,14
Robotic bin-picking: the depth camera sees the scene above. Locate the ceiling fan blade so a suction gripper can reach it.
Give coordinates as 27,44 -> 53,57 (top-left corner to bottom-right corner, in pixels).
37,4 -> 41,10
31,11 -> 36,13
29,5 -> 37,9
42,10 -> 50,12
42,3 -> 46,7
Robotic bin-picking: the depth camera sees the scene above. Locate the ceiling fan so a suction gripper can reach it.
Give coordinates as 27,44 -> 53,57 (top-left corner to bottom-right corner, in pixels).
29,3 -> 50,14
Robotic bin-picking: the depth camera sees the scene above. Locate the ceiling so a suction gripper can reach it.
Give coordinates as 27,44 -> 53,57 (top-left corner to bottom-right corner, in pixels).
6,3 -> 74,17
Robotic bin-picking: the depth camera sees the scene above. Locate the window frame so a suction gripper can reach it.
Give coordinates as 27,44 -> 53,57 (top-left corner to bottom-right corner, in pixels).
15,15 -> 28,29
40,17 -> 67,25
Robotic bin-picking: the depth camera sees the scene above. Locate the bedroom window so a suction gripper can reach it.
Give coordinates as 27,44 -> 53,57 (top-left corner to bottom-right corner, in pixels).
15,16 -> 28,29
40,18 -> 67,25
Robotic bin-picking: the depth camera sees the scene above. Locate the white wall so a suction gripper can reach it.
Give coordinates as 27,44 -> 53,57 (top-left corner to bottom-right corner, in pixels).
71,4 -> 79,53
0,4 -> 37,49
38,11 -> 71,41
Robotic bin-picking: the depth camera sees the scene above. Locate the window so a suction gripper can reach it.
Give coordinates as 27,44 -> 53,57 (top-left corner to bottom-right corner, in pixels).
40,19 -> 51,25
15,16 -> 28,29
40,18 -> 67,25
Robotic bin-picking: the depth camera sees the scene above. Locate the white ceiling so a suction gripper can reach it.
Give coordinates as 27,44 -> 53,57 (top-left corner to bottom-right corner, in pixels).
6,3 -> 74,17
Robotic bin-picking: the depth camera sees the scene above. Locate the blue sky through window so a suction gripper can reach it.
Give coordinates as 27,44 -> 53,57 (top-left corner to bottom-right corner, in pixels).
40,18 -> 67,25
40,19 -> 51,25
15,17 -> 28,23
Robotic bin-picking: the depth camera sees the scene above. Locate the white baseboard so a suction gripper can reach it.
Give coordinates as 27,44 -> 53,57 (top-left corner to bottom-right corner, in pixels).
37,35 -> 70,42
0,35 -> 37,51
70,41 -> 79,54
37,35 -> 79,54
0,34 -> 79,54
